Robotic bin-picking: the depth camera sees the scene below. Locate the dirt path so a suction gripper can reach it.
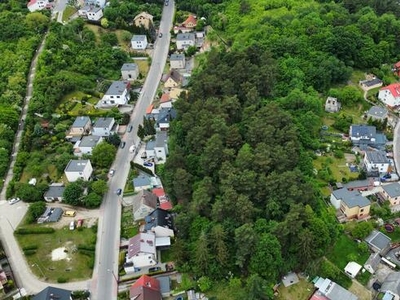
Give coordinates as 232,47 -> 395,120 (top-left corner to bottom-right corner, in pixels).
349,279 -> 372,300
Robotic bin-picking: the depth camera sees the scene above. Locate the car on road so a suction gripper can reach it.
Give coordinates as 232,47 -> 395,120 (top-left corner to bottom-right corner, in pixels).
120,141 -> 126,149
129,145 -> 135,153
143,162 -> 153,167
164,0 -> 168,5
159,32 -> 163,38
116,188 -> 122,196
69,221 -> 75,231
8,198 -> 21,205
109,169 -> 115,177
127,125 -> 133,132
148,266 -> 161,273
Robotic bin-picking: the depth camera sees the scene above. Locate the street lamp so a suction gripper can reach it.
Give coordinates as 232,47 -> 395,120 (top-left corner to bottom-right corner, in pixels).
107,269 -> 119,284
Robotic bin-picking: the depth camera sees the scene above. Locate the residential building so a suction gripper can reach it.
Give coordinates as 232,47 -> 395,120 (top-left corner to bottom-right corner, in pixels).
382,182 -> 400,206
157,276 -> 171,297
125,233 -> 157,272
134,12 -> 154,29
367,106 -> 388,121
32,286 -> 72,300
312,277 -> 358,300
144,208 -> 174,237
359,77 -> 383,90
43,184 -> 65,202
379,83 -> 400,108
85,0 -> 105,8
74,135 -> 102,156
67,116 -> 91,138
92,117 -> 116,136
27,0 -> 49,12
101,81 -> 131,106
129,275 -> 162,300
365,230 -> 391,254
159,93 -> 172,109
381,272 -> 400,299
176,33 -> 195,50
170,53 -> 186,69
87,7 -> 103,21
330,189 -> 371,220
121,63 -> 139,81
156,108 -> 177,131
343,179 -> 375,192
349,124 -> 387,150
152,188 -> 173,210
132,190 -> 158,221
145,132 -> 168,163
131,35 -> 148,50
325,96 -> 341,113
364,150 -> 390,175
64,159 -> 93,182
133,175 -> 152,192
364,252 -> 381,274
344,261 -> 362,278
182,14 -> 197,29
164,70 -> 182,88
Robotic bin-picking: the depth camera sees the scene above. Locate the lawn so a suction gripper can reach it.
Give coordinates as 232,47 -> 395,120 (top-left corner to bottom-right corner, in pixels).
135,59 -> 150,78
62,6 -> 77,22
57,91 -> 106,117
313,155 -> 359,183
15,225 -> 97,282
326,235 -> 370,269
379,226 -> 400,242
277,278 -> 314,300
120,206 -> 138,239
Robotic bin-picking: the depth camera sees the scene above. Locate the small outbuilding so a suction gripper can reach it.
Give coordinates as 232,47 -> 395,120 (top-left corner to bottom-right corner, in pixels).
344,261 -> 362,278
365,230 -> 392,255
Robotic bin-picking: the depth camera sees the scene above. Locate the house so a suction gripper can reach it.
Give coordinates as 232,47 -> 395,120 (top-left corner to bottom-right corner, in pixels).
176,33 -> 196,50
86,6 -> 103,21
349,124 -> 387,150
359,77 -> 383,90
85,0 -> 105,8
344,261 -> 362,278
134,12 -> 154,29
43,184 -> 65,202
325,96 -> 341,113
330,189 -> 371,220
364,150 -> 390,175
125,233 -> 157,272
133,175 -> 152,192
164,70 -> 183,88
0,266 -> 7,293
382,182 -> 400,206
312,277 -> 358,300
131,35 -> 148,50
133,190 -> 158,221
144,208 -> 174,237
27,0 -> 49,12
74,135 -> 102,156
121,63 -> 139,81
92,117 -> 116,137
152,188 -> 173,210
157,276 -> 171,297
381,272 -> 400,299
182,14 -> 197,29
156,108 -> 177,131
365,230 -> 391,255
170,54 -> 186,69
145,132 -> 168,163
367,106 -> 388,121
379,83 -> 400,108
32,286 -> 72,300
67,116 -> 91,138
343,179 -> 375,192
64,159 -> 93,182
159,93 -> 172,109
364,252 -> 381,274
101,81 -> 131,106
129,275 -> 162,300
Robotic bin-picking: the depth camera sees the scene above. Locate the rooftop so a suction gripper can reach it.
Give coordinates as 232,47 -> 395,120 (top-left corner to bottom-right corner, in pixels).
365,230 -> 391,252
65,159 -> 90,172
170,53 -> 185,61
127,232 -> 156,258
78,135 -> 101,148
121,63 -> 138,71
131,35 -> 147,42
365,150 -> 389,164
44,185 -> 65,198
93,117 -> 114,128
380,83 -> 400,97
144,208 -> 174,231
382,182 -> 400,198
133,175 -> 152,188
367,106 -> 388,118
32,286 -> 72,300
72,116 -> 90,128
105,81 -> 129,96
332,189 -> 371,208
350,124 -> 376,138
176,33 -> 195,41
155,131 -> 168,148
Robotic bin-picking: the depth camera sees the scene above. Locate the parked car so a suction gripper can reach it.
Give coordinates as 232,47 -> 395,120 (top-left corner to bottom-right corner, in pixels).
143,162 -> 153,167
63,210 -> 76,217
127,125 -> 133,132
159,32 -> 163,38
69,221 -> 75,230
116,188 -> 122,196
8,198 -> 21,205
109,169 -> 115,177
148,266 -> 161,273
77,219 -> 83,228
120,142 -> 126,149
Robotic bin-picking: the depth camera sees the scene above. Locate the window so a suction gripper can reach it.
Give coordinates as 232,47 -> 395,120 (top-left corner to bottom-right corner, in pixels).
359,213 -> 363,217
110,96 -> 114,99
360,208 -> 364,212
116,96 -> 120,98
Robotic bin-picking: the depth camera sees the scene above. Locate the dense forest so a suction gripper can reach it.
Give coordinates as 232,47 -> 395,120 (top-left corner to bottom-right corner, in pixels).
161,0 -> 400,297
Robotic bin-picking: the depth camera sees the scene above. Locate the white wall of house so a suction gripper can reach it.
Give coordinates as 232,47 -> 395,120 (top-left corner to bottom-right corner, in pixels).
101,89 -> 130,106
27,0 -> 48,12
176,39 -> 195,50
121,69 -> 139,81
65,162 -> 93,182
364,157 -> 390,173
87,9 -> 103,21
379,89 -> 400,107
131,37 -> 148,50
92,122 -> 115,136
330,194 -> 341,209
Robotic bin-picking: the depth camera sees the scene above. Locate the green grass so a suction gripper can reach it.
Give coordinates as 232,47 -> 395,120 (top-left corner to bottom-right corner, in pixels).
62,6 -> 77,22
326,235 -> 370,269
379,226 -> 400,242
120,207 -> 138,239
356,270 -> 371,286
313,155 -> 358,182
15,225 -> 97,282
277,278 -> 314,300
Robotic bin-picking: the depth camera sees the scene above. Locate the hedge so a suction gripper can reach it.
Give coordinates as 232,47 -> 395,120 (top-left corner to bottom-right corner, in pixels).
23,249 -> 36,256
77,244 -> 96,251
15,227 -> 55,234
130,162 -> 154,176
22,245 -> 38,251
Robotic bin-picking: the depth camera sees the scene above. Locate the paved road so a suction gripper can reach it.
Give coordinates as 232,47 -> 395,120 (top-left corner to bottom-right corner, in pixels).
53,0 -> 69,23
91,2 -> 175,300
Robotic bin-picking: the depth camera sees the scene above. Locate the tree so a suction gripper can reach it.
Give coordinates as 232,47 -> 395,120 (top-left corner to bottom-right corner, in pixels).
351,221 -> 374,239
27,201 -> 46,223
92,141 -> 116,168
137,124 -> 145,140
84,192 -> 102,208
210,224 -> 228,266
15,183 -> 45,202
63,181 -> 84,206
235,224 -> 257,272
106,133 -> 121,147
90,180 -> 108,195
101,18 -> 109,28
194,231 -> 210,276
246,274 -> 273,300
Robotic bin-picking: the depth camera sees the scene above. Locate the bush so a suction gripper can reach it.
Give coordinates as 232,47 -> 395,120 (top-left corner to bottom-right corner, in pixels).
22,245 -> 38,251
57,277 -> 68,283
23,249 -> 36,256
130,162 -> 154,176
77,244 -> 96,251
15,227 -> 55,234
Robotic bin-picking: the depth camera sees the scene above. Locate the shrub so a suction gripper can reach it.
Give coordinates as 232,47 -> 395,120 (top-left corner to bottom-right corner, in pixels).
23,249 -> 36,256
22,245 -> 38,251
57,277 -> 68,283
77,244 -> 96,251
15,227 -> 55,234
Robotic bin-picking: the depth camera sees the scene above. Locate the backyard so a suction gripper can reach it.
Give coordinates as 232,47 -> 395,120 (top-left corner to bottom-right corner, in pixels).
120,206 -> 138,239
276,278 -> 314,300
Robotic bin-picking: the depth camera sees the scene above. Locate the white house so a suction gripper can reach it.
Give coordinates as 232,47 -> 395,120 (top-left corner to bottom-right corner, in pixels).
92,117 -> 115,137
101,81 -> 131,106
64,159 -> 93,182
132,190 -> 158,221
144,132 -> 168,164
344,261 -> 362,279
131,35 -> 148,50
85,0 -> 105,8
364,150 -> 390,174
43,184 -> 65,202
27,0 -> 49,12
121,63 -> 139,81
176,33 -> 195,50
73,135 -> 102,156
378,83 -> 400,108
125,232 -> 157,273
86,7 -> 103,21
170,54 -> 185,69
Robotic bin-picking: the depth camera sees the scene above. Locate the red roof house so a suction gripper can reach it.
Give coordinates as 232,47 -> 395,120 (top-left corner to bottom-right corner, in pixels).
152,188 -> 173,210
378,83 -> 400,107
130,275 -> 162,300
160,93 -> 170,103
146,104 -> 154,114
182,14 -> 197,29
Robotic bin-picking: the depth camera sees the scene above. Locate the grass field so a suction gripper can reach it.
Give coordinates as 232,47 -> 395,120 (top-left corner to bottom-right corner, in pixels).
15,225 -> 97,282
62,6 -> 77,22
313,155 -> 359,182
120,206 -> 138,239
277,278 -> 314,300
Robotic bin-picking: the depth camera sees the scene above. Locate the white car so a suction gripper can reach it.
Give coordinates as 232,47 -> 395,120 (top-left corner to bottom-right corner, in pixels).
69,221 -> 75,231
109,169 -> 115,177
129,145 -> 135,153
8,198 -> 21,205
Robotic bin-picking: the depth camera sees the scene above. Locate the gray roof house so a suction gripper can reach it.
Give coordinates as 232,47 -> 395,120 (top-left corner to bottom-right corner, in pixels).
365,230 -> 391,254
33,286 -> 72,300
176,33 -> 195,50
349,124 -> 387,150
364,252 -> 381,274
314,277 -> 358,300
64,159 -> 93,182
170,53 -> 185,69
330,188 -> 371,221
367,106 -> 388,121
67,116 -> 91,139
381,272 -> 400,298
133,175 -> 152,191
382,182 -> 400,198
364,150 -> 390,176
74,135 -> 102,156
131,35 -> 148,50
121,63 -> 139,81
132,190 -> 158,221
43,184 -> 65,202
92,117 -> 116,137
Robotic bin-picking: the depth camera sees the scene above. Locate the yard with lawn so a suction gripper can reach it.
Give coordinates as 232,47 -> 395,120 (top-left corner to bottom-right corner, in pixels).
313,154 -> 359,183
62,6 -> 77,23
57,91 -> 106,117
120,206 -> 138,239
277,278 -> 314,300
15,224 -> 97,283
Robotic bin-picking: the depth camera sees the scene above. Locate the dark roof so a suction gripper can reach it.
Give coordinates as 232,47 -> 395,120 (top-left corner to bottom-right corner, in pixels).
47,207 -> 63,222
44,185 -> 65,198
121,63 -> 138,71
72,116 -> 90,128
365,230 -> 391,252
332,189 -> 371,208
33,286 -> 72,300
144,208 -> 173,231
382,182 -> 400,198
167,70 -> 182,84
367,106 -> 388,118
361,78 -> 382,87
170,53 -> 185,61
93,117 -> 114,128
156,108 -> 177,125
365,150 -> 389,164
105,81 -> 129,96
350,125 -> 376,138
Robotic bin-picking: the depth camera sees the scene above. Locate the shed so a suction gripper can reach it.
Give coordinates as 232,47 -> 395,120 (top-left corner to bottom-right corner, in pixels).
365,230 -> 392,254
364,252 -> 381,274
344,261 -> 362,278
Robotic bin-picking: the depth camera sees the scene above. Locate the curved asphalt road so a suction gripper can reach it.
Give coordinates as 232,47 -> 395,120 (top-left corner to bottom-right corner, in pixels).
91,3 -> 175,300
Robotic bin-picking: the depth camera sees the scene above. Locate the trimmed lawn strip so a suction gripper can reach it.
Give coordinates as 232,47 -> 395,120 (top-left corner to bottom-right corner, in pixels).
277,278 -> 314,300
62,6 -> 77,22
121,206 -> 138,239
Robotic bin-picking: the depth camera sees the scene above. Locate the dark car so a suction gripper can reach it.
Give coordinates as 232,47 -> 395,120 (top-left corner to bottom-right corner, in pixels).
127,125 -> 133,133
120,141 -> 126,149
143,162 -> 153,167
159,32 -> 163,38
116,188 -> 122,196
148,266 -> 161,273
